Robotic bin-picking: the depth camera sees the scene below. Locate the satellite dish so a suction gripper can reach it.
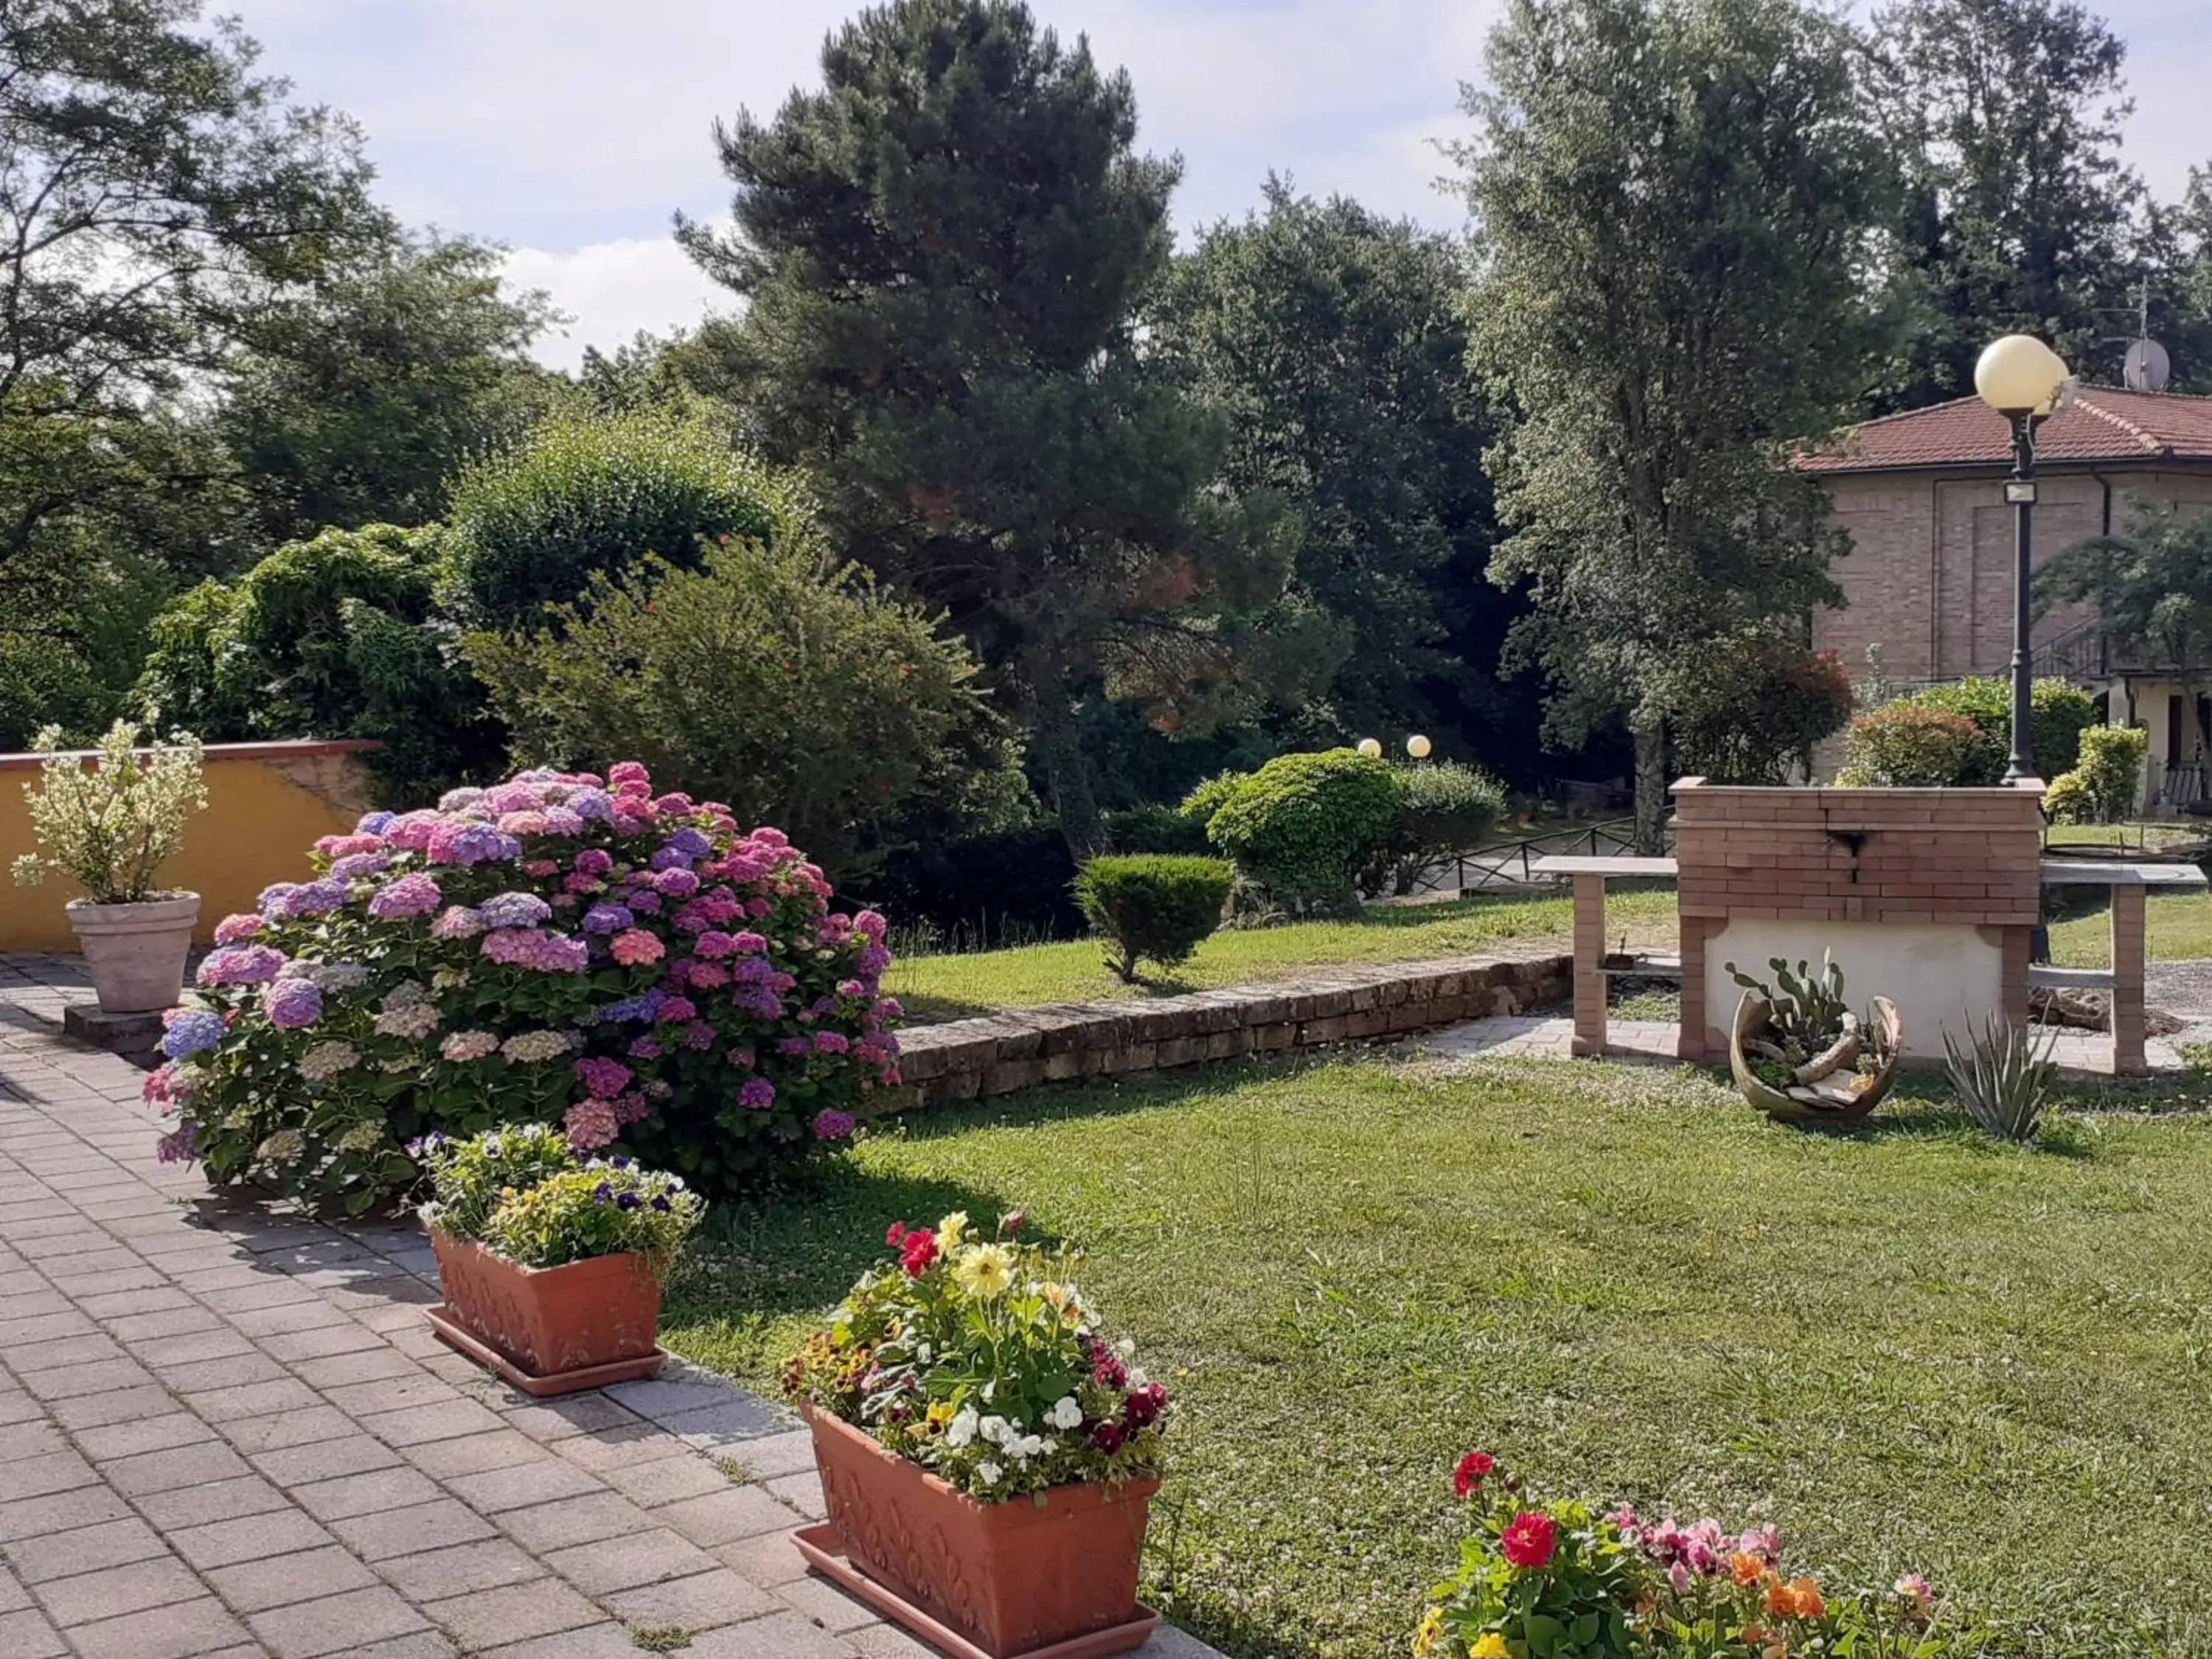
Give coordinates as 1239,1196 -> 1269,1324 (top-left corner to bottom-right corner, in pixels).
2124,337 -> 2171,392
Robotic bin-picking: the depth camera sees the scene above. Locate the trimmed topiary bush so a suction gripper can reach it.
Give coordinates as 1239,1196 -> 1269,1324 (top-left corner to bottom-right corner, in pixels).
1177,771 -> 1249,835
1206,748 -> 1405,911
147,762 -> 902,1211
1074,854 -> 1234,983
1364,762 -> 1506,898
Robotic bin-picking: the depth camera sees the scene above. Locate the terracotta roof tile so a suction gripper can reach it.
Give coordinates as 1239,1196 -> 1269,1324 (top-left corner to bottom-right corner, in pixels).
1795,388 -> 2212,473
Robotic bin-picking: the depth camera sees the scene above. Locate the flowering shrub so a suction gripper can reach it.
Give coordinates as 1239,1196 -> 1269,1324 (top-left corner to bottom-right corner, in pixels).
1835,704 -> 1989,788
150,762 -> 902,1211
417,1127 -> 701,1272
1419,1452 -> 1970,1659
782,1213 -> 1169,1503
10,720 -> 207,902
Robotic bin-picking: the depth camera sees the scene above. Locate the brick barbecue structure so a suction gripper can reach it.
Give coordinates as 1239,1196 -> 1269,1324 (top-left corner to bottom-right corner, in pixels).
1672,779 -> 2046,1062
1798,387 -> 2212,801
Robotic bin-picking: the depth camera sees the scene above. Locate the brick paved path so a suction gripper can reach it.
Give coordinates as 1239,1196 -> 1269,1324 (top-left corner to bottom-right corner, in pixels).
0,964 -> 1213,1659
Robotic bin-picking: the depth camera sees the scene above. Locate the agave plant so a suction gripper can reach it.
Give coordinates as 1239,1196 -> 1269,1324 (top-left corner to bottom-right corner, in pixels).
1942,1012 -> 2056,1142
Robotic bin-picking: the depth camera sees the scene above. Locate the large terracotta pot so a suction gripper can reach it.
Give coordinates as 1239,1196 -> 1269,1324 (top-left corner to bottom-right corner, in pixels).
801,1404 -> 1159,1659
426,1223 -> 664,1394
1729,991 -> 1905,1124
67,893 -> 200,1013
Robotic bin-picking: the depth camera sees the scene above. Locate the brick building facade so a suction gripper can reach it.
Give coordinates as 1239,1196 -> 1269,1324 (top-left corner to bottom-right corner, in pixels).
1799,388 -> 2212,802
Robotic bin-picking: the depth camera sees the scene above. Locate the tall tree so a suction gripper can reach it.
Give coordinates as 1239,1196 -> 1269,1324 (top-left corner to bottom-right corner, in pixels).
217,233 -> 564,544
1458,0 -> 1896,849
1873,0 -> 2148,406
677,0 -> 1320,841
1153,181 -> 1540,773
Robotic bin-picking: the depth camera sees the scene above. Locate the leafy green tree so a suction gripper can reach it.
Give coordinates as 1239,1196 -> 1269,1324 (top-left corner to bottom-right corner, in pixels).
1457,0 -> 1895,850
440,409 -> 788,630
1871,0 -> 2149,406
1154,183 -> 1526,759
1659,635 -> 1854,785
469,540 -> 1020,878
2039,505 -> 2212,764
136,524 -> 501,801
678,0 -> 1321,841
218,233 -> 565,544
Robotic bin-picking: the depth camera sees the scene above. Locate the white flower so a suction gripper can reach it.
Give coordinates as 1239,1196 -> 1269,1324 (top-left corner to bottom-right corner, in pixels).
975,1461 -> 1003,1486
1048,1397 -> 1082,1430
978,1415 -> 1009,1446
1116,1338 -> 1135,1357
298,1040 -> 360,1082
945,1408 -> 978,1450
1127,1367 -> 1150,1388
1006,1434 -> 1044,1461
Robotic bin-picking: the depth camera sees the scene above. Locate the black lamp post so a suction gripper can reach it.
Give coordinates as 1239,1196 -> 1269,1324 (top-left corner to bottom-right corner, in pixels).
1974,335 -> 2074,784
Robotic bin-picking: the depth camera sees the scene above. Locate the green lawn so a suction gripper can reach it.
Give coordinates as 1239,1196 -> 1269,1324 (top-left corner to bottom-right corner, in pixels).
665,1059 -> 2212,1659
2048,888 -> 2212,967
885,886 -> 1679,1023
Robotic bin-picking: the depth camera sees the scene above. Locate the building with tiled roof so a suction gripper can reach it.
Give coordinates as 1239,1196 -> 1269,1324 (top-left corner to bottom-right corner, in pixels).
1799,386 -> 2212,806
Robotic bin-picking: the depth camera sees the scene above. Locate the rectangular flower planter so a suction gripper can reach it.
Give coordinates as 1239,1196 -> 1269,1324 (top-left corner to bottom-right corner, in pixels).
425,1224 -> 665,1397
798,1404 -> 1161,1659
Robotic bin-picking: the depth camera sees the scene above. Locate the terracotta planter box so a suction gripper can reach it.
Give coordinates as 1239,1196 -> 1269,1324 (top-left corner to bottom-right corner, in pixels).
425,1224 -> 665,1396
799,1403 -> 1159,1659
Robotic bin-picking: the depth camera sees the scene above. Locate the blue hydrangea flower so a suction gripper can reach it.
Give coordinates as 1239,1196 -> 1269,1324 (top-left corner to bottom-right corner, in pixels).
664,827 -> 712,859
581,903 -> 635,936
567,788 -> 614,823
161,1009 -> 226,1060
356,810 -> 397,835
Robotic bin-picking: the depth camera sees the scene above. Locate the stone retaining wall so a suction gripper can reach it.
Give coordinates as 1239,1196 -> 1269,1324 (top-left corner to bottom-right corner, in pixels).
880,947 -> 1573,1110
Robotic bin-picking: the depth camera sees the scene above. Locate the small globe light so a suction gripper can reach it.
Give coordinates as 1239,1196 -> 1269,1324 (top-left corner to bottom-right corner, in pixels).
1355,738 -> 1383,759
1406,734 -> 1433,759
1975,335 -> 2071,415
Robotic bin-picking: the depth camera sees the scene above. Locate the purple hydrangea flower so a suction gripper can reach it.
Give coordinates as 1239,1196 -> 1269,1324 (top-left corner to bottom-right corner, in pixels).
478,891 -> 554,931
666,827 -> 713,859
155,1123 -> 200,1165
581,903 -> 635,936
812,1030 -> 851,1056
196,945 -> 287,987
738,1077 -> 776,1110
425,821 -> 522,866
648,845 -> 693,872
257,882 -> 302,919
811,1109 -> 856,1141
567,788 -> 614,822
263,978 -> 324,1030
161,1009 -> 226,1060
328,852 -> 389,880
368,872 -> 443,920
288,877 -> 352,916
355,810 -> 397,835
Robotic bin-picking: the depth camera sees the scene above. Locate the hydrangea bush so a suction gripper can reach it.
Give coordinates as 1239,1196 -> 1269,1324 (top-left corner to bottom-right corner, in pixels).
148,762 -> 902,1211
782,1212 -> 1170,1503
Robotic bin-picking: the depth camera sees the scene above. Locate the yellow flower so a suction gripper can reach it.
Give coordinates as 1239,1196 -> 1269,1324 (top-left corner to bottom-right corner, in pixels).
1411,1607 -> 1444,1659
937,1211 -> 970,1248
1470,1637 -> 1510,1659
952,1243 -> 1015,1300
925,1401 -> 955,1432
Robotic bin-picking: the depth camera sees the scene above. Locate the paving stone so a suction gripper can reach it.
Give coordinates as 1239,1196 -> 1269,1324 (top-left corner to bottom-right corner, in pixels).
330,1497 -> 496,1560
292,1463 -> 446,1521
653,1486 -> 799,1548
222,1298 -> 359,1337
61,1595 -> 253,1659
378,1537 -> 545,1600
766,1469 -> 827,1520
100,1438 -> 254,1495
325,1373 -> 460,1416
251,1431 -> 403,1486
542,1526 -> 719,1595
1,1515 -> 167,1582
774,1572 -> 881,1634
424,1577 -> 603,1647
723,1428 -> 817,1481
844,1624 -> 941,1659
215,1404 -> 357,1453
293,1346 -> 422,1389
548,1424 -> 689,1472
606,1565 -> 780,1630
715,1529 -> 811,1589
205,1544 -> 380,1613
498,1490 -> 662,1553
135,1472 -> 293,1530
257,1322 -> 388,1363
683,1610 -> 858,1658
445,1456 -> 607,1513
34,1553 -> 204,1626
499,1394 -> 639,1443
49,1382 -> 177,1430
167,1506 -> 335,1571
247,1584 -> 431,1658
73,1412 -> 212,1461
0,1420 -> 67,1464
599,1450 -> 731,1508
18,1357 -> 155,1400
600,1377 -> 735,1418
343,1635 -> 463,1658
0,1606 -> 67,1658
5,1331 -> 127,1373
401,1427 -> 546,1479
153,1350 -> 288,1391
180,1376 -> 324,1421
0,1484 -> 131,1541
362,1395 -> 511,1447
474,1624 -> 643,1659
0,1447 -> 96,1501
654,1396 -> 788,1446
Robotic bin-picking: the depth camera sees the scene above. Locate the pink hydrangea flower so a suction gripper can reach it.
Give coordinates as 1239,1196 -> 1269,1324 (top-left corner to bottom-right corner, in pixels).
197,945 -> 287,987
563,1099 -> 621,1150
609,929 -> 664,967
212,913 -> 264,945
574,1057 -> 633,1099
738,1077 -> 775,1109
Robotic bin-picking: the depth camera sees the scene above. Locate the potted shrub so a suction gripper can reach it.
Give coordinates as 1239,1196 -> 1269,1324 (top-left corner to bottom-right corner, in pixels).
784,1213 -> 1170,1659
1417,1449 -> 1958,1658
414,1125 -> 702,1396
10,721 -> 208,1013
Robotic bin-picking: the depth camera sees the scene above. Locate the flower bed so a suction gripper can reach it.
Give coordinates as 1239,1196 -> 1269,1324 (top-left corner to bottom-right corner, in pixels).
148,762 -> 902,1209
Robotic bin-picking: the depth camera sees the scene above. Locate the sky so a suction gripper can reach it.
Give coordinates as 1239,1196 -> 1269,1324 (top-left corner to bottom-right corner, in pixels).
228,0 -> 2212,372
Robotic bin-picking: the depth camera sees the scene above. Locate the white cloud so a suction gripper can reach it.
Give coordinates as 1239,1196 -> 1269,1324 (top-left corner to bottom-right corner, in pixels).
502,239 -> 728,372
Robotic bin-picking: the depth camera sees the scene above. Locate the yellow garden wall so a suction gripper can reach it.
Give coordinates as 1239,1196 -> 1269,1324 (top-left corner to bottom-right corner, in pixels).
0,740 -> 380,952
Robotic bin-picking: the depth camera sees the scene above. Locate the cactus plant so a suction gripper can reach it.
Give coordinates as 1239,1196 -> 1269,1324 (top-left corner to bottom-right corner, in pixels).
1725,951 -> 1849,1063
1941,1012 -> 2056,1142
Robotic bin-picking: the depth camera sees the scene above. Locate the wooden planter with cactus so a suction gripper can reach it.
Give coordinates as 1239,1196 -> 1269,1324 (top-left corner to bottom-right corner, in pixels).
1725,951 -> 1903,1123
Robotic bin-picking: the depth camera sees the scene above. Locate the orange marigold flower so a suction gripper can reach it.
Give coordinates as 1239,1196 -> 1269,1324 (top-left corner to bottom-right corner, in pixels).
1763,1576 -> 1799,1618
1787,1578 -> 1825,1618
1731,1552 -> 1767,1585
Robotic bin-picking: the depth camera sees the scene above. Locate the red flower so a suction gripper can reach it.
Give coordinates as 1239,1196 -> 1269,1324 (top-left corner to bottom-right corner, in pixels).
1454,1452 -> 1496,1498
898,1230 -> 939,1276
885,1221 -> 908,1248
1500,1512 -> 1558,1570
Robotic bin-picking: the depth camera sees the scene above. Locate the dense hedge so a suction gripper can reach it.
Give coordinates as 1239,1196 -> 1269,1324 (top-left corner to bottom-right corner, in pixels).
150,763 -> 900,1210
